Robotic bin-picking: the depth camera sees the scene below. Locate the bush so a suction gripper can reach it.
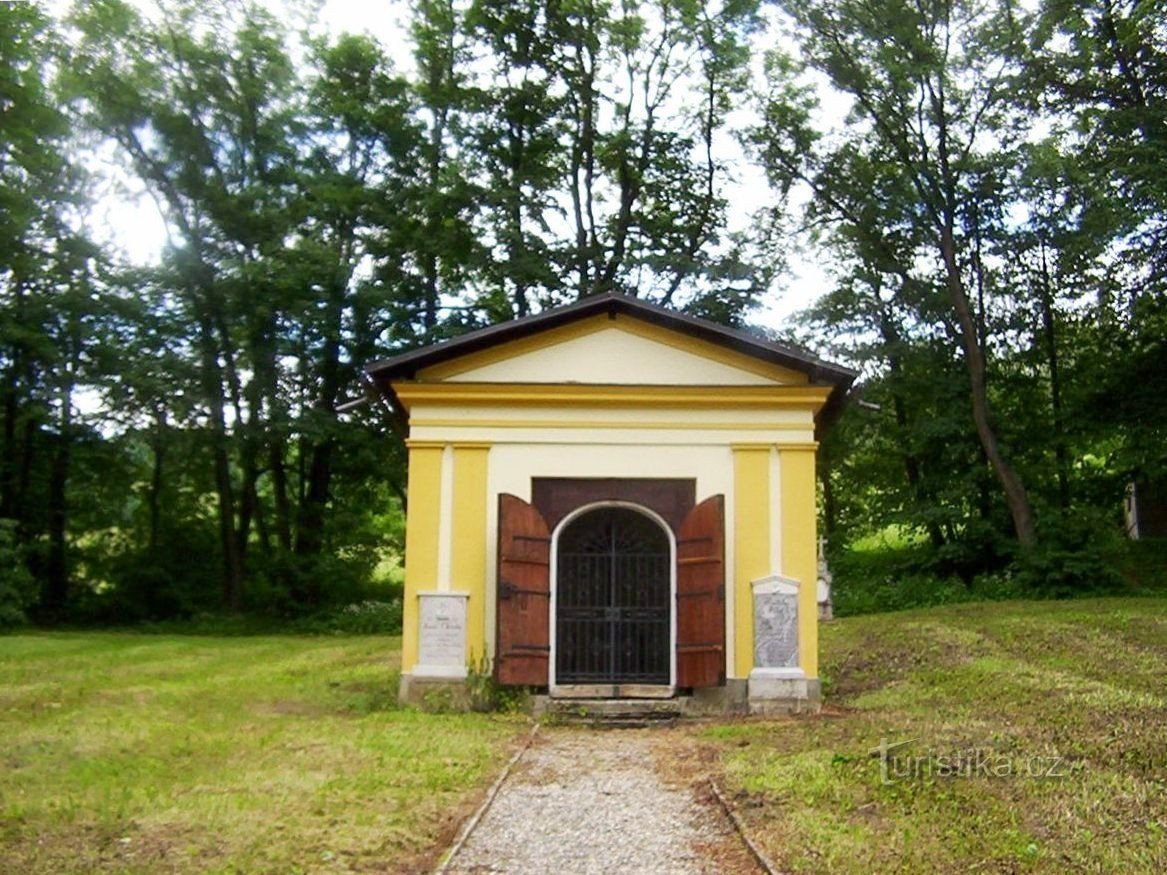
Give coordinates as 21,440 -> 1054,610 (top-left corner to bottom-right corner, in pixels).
289,598 -> 403,635
832,569 -> 971,616
0,519 -> 36,630
1009,508 -> 1126,598
829,542 -> 972,616
829,510 -> 1136,616
466,654 -> 527,713
72,521 -> 225,624
1117,538 -> 1167,593
244,550 -> 387,618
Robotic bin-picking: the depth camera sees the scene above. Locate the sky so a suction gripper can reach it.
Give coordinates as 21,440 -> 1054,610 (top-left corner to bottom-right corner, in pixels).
90,0 -> 835,328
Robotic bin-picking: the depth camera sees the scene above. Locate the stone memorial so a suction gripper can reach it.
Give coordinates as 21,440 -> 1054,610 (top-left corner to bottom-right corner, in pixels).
748,574 -> 811,713
817,536 -> 834,621
416,592 -> 469,678
752,575 -> 800,670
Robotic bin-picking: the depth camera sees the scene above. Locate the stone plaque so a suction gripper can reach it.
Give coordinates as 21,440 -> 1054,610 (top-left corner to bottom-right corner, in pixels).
753,576 -> 799,669
418,593 -> 467,670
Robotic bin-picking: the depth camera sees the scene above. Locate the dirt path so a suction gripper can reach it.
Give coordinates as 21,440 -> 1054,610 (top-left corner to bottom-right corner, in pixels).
440,727 -> 760,875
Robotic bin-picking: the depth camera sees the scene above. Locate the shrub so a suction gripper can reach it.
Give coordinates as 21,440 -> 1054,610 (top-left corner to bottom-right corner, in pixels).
1011,544 -> 1124,598
1010,508 -> 1126,598
244,550 -> 389,618
466,653 -> 527,712
289,598 -> 404,635
832,569 -> 971,616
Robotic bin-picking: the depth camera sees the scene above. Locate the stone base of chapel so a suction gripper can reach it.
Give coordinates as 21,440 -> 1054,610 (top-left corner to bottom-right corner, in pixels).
398,672 -> 472,710
747,670 -> 821,715
400,672 -> 820,716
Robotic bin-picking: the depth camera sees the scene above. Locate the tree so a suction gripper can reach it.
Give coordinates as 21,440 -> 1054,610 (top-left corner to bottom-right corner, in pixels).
758,0 -> 1040,547
293,32 -> 422,558
1028,0 -> 1167,492
1,3 -> 106,617
466,0 -> 566,317
69,0 -> 311,607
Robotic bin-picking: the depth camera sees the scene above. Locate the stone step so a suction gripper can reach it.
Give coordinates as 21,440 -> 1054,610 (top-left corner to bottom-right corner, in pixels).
537,697 -> 685,727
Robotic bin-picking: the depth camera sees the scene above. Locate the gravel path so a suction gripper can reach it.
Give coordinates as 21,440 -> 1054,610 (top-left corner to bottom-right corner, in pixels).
442,728 -> 760,875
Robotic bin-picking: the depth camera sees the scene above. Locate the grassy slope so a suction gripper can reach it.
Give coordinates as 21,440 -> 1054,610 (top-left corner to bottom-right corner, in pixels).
701,598 -> 1167,873
0,634 -> 525,873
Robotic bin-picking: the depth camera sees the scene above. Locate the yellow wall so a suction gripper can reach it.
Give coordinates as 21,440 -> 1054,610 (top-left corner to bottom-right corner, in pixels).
450,443 -> 490,667
732,445 -> 772,679
780,445 -> 819,677
401,442 -> 444,673
404,433 -> 823,682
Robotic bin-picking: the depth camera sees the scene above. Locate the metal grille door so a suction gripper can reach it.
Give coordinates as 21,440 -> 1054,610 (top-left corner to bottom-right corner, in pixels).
556,507 -> 670,685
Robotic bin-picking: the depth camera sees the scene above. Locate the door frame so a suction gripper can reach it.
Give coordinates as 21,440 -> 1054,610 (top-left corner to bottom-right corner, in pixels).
548,500 -> 677,697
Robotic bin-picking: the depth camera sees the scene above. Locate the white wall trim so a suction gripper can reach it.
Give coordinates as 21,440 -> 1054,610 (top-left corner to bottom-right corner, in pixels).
436,443 -> 453,590
548,500 -> 677,695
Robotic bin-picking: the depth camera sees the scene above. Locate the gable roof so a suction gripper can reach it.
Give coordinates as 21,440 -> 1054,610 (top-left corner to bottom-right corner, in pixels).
366,293 -> 856,429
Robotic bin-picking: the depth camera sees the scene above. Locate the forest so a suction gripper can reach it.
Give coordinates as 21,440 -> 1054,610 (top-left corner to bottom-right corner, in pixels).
1,0 -> 1163,628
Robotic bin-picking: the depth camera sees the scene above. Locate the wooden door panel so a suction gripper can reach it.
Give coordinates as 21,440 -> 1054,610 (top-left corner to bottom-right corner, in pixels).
676,495 -> 726,688
495,494 -> 551,686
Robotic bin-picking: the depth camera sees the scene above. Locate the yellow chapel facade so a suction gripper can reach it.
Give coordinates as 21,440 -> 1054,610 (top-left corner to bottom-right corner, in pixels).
367,293 -> 854,712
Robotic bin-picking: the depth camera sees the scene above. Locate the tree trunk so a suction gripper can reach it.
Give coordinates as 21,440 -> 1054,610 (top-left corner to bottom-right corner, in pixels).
270,438 -> 292,552
148,407 -> 167,553
0,364 -> 18,522
196,311 -> 243,610
17,417 -> 36,526
1,277 -> 27,523
1037,242 -> 1070,509
296,439 -> 333,557
43,416 -> 72,620
940,224 -> 1038,547
296,283 -> 343,557
236,445 -> 260,562
820,441 -> 837,538
566,38 -> 598,299
564,32 -> 600,297
876,294 -> 946,548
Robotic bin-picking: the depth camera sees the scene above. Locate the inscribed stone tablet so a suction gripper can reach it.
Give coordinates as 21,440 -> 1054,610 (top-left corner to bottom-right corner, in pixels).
418,593 -> 467,667
754,587 -> 799,668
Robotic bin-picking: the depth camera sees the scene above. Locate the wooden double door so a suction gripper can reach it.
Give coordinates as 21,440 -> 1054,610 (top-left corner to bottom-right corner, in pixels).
495,491 -> 725,691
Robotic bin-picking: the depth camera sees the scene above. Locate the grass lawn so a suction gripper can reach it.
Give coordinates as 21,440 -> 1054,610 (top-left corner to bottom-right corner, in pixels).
698,597 -> 1167,872
0,633 -> 526,873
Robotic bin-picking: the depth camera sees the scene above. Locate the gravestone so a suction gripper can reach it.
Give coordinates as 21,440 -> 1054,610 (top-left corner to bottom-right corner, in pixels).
752,576 -> 800,669
416,592 -> 469,677
748,575 -> 810,713
817,536 -> 834,621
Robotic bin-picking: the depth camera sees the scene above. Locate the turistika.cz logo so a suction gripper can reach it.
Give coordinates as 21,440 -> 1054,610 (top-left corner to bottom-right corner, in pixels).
871,738 -> 1068,785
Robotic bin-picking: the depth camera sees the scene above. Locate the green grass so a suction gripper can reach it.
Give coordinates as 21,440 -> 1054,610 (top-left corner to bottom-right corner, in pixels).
0,633 -> 526,873
699,597 -> 1167,873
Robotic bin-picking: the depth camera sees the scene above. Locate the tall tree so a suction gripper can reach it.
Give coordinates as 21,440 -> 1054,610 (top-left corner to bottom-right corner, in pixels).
293,32 -> 421,559
759,0 -> 1040,546
0,3 -> 102,617
69,0 -> 305,607
466,0 -> 566,317
1028,0 -> 1167,491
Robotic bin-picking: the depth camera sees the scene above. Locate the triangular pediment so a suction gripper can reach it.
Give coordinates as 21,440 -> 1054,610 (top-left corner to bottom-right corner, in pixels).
416,315 -> 809,386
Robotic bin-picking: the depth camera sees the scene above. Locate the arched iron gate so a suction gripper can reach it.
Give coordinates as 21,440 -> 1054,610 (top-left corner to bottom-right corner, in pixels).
555,506 -> 671,685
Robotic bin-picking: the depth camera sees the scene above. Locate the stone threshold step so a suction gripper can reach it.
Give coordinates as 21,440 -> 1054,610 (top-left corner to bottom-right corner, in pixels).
536,697 -> 685,725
